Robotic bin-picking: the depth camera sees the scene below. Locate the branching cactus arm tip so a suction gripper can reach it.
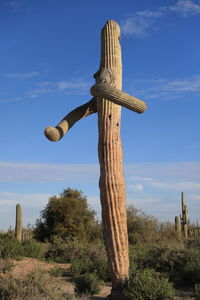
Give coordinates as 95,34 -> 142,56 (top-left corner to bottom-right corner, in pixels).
44,97 -> 97,142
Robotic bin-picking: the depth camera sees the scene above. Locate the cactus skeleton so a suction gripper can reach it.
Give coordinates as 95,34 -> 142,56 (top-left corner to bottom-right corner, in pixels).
15,204 -> 22,242
44,20 -> 147,299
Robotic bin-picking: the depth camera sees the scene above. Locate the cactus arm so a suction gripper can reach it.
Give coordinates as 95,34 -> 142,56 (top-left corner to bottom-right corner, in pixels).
44,97 -> 97,142
90,83 -> 147,114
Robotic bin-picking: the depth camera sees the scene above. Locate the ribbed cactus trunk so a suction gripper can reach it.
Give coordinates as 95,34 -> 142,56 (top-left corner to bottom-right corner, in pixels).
181,192 -> 188,238
15,204 -> 22,242
175,215 -> 181,239
97,20 -> 129,299
44,19 -> 147,299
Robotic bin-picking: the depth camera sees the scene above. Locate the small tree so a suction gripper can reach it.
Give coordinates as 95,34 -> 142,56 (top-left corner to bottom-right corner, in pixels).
34,188 -> 96,242
127,205 -> 160,244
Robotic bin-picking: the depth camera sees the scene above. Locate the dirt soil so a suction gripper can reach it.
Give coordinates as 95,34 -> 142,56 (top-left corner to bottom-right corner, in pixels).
2,257 -> 111,300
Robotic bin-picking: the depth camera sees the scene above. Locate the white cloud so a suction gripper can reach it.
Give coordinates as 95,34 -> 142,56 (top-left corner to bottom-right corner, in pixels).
149,180 -> 200,192
0,97 -> 24,103
5,71 -> 40,79
125,75 -> 200,101
129,183 -> 144,192
121,0 -> 200,37
121,11 -> 162,37
0,161 -> 200,183
170,0 -> 200,16
26,79 -> 91,98
0,161 -> 99,182
0,161 -> 199,229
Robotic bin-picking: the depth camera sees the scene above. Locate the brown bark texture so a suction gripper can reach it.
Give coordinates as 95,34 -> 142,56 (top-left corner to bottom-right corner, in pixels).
96,20 -> 129,299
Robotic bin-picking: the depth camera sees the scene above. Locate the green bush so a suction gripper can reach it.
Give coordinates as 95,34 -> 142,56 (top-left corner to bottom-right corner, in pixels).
0,259 -> 14,274
182,249 -> 200,285
123,268 -> 175,300
195,284 -> 200,300
70,257 -> 93,276
70,256 -> 109,282
50,265 -> 64,277
73,273 -> 102,296
22,240 -> 46,259
45,236 -> 88,262
34,188 -> 96,242
0,236 -> 24,259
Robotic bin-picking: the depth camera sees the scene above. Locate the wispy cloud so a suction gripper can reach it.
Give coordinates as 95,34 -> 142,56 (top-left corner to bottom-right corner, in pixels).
4,0 -> 25,12
124,75 -> 200,101
0,161 -> 200,228
148,180 -> 200,192
0,161 -> 99,182
5,71 -> 40,79
0,97 -> 24,103
121,0 -> 200,37
170,0 -> 200,17
26,79 -> 91,98
1,76 -> 91,102
0,161 -> 199,183
121,10 -> 163,37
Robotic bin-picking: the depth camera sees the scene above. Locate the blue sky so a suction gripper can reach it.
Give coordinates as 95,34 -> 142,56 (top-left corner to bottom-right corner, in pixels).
0,0 -> 200,230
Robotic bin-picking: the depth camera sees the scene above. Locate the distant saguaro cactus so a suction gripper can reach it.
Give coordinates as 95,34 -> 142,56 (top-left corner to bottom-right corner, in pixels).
180,192 -> 188,238
15,204 -> 22,242
175,215 -> 181,238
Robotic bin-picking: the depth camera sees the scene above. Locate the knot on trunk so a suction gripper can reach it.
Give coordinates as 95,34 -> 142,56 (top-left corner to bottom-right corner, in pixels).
94,68 -> 116,86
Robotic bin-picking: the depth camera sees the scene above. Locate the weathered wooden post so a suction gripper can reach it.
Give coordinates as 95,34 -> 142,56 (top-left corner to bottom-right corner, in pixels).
44,20 -> 147,299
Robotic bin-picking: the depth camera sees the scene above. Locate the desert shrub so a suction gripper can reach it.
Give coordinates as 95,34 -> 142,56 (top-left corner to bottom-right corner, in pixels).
45,236 -> 88,262
70,256 -> 109,281
186,236 -> 200,249
70,257 -> 93,276
123,268 -> 175,300
182,249 -> 200,285
195,284 -> 200,300
22,240 -> 46,258
127,205 -> 160,245
50,265 -> 64,277
34,188 -> 96,242
0,259 -> 14,274
0,235 -> 24,259
127,205 -> 180,245
73,273 -> 102,296
138,246 -> 185,273
0,233 -> 46,260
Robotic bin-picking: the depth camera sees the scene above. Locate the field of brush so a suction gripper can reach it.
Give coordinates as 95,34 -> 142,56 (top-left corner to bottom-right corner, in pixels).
0,205 -> 200,300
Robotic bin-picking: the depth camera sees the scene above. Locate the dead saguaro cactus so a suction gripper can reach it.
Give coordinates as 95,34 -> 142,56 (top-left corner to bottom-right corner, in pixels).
44,20 -> 147,299
15,204 -> 22,242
